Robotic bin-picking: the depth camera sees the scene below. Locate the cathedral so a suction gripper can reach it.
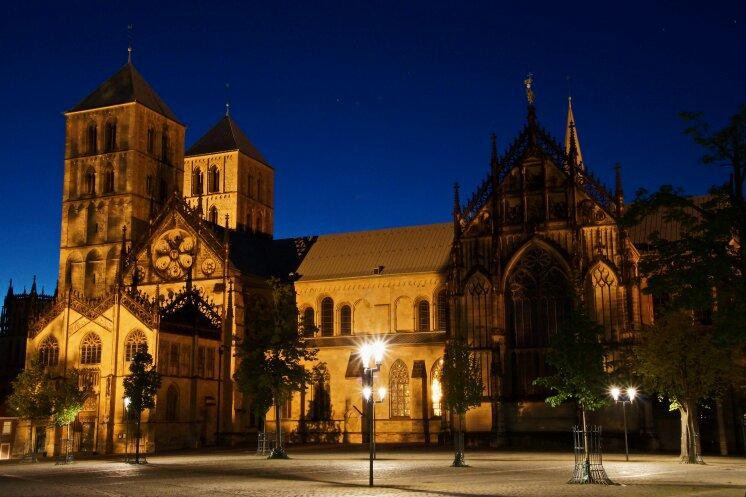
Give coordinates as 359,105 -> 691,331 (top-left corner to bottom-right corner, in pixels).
4,59 -> 668,457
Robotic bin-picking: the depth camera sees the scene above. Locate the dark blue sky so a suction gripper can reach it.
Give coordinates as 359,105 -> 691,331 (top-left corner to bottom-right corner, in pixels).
0,1 -> 743,294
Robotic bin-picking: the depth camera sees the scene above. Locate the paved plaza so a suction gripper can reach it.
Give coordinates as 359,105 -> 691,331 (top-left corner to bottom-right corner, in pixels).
0,447 -> 744,497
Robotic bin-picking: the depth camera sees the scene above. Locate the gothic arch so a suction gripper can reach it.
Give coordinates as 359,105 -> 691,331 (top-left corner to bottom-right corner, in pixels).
505,244 -> 571,397
389,359 -> 410,418
414,297 -> 430,332
430,358 -> 444,417
165,384 -> 179,421
501,238 -> 572,293
584,261 -> 622,339
80,332 -> 102,365
64,252 -> 83,291
124,329 -> 148,361
463,272 -> 493,347
38,335 -> 59,367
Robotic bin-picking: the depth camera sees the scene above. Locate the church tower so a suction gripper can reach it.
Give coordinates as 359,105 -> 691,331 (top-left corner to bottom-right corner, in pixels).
184,114 -> 274,235
59,61 -> 185,298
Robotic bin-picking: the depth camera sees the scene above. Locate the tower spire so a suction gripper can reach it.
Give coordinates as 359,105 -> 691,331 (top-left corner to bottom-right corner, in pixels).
490,132 -> 498,171
565,97 -> 584,170
225,83 -> 230,117
524,74 -> 537,144
614,163 -> 624,216
127,24 -> 133,63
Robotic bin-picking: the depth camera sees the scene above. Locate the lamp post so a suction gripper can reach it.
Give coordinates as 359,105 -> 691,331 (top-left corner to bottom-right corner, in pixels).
610,386 -> 637,461
359,339 -> 386,487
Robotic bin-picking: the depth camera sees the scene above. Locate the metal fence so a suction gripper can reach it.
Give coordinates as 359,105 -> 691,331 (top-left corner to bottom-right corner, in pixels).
570,426 -> 614,485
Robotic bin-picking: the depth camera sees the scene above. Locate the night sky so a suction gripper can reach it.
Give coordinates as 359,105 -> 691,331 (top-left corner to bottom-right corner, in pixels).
0,1 -> 743,294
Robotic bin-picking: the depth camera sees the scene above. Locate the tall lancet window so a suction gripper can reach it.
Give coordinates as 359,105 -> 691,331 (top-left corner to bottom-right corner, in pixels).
586,264 -> 620,340
506,247 -> 570,397
389,360 -> 410,418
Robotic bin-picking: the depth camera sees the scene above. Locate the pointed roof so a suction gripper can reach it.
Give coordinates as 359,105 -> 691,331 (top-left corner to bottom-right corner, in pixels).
68,62 -> 179,122
564,97 -> 584,169
186,116 -> 270,167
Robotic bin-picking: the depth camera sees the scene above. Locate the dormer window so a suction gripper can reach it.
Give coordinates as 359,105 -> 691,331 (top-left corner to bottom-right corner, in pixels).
372,265 -> 384,275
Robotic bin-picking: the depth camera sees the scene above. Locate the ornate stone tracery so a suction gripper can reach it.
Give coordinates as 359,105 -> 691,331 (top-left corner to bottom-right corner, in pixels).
152,228 -> 196,280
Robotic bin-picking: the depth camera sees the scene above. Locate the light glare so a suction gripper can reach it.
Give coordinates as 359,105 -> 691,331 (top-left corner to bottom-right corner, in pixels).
363,386 -> 372,401
627,387 -> 637,401
378,387 -> 387,400
372,340 -> 385,365
610,387 -> 620,401
359,344 -> 372,368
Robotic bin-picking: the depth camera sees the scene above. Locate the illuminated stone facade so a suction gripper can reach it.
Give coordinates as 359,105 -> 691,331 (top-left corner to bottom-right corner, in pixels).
12,62 -> 657,457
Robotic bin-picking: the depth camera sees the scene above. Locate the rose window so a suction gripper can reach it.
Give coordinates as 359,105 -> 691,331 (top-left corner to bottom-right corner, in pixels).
152,229 -> 196,280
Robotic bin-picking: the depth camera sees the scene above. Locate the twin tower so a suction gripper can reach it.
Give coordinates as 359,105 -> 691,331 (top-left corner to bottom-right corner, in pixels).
59,62 -> 274,298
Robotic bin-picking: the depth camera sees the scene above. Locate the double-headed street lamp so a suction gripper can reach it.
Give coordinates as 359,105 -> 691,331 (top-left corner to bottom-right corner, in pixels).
358,339 -> 386,487
610,386 -> 637,461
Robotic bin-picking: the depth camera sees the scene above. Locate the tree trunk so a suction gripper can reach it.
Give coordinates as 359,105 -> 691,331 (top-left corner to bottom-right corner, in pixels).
274,401 -> 282,451
679,401 -> 702,464
581,409 -> 590,464
715,398 -> 728,456
452,412 -> 466,467
135,411 -> 141,464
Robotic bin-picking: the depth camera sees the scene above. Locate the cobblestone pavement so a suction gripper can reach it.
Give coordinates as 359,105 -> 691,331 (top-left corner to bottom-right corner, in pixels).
0,447 -> 744,497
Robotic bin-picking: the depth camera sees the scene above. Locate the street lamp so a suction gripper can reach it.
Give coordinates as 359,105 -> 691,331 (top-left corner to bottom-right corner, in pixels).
610,386 -> 637,461
363,385 -> 387,461
359,339 -> 386,487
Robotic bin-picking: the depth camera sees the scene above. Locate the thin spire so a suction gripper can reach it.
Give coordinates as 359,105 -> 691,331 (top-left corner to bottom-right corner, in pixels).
524,74 -> 537,144
6,279 -> 13,297
565,97 -> 584,170
225,83 -> 231,117
453,182 -> 461,215
30,275 -> 37,295
127,24 -> 133,63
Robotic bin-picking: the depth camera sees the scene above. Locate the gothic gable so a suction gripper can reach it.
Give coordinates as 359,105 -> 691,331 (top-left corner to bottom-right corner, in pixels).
122,194 -> 225,286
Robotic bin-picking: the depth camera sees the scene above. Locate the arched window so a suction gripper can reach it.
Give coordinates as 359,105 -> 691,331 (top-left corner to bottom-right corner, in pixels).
431,358 -> 444,417
340,305 -> 352,335
506,247 -> 570,396
192,169 -> 204,195
84,168 -> 96,195
165,384 -> 179,421
104,122 -> 117,152
161,132 -> 169,162
302,307 -> 315,337
586,264 -> 620,340
246,212 -> 253,232
208,206 -> 218,224
38,336 -> 59,367
208,166 -> 220,193
80,333 -> 102,365
86,124 -> 97,154
125,330 -> 148,361
417,300 -> 430,332
257,176 -> 263,203
437,290 -> 450,332
103,167 -> 114,194
247,174 -> 254,198
320,297 -> 333,336
147,128 -> 155,154
309,364 -> 331,421
389,360 -> 410,418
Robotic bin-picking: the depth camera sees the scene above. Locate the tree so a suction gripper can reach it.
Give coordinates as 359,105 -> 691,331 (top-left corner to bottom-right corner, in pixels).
50,369 -> 88,462
440,338 -> 482,467
621,106 -> 746,456
122,351 -> 161,464
235,277 -> 317,459
533,308 -> 609,474
8,359 -> 54,461
635,310 -> 730,463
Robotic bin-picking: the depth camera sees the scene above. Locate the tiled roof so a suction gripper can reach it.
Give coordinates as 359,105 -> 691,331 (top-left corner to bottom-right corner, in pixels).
295,223 -> 453,281
186,116 -> 269,166
626,195 -> 709,247
68,63 -> 179,122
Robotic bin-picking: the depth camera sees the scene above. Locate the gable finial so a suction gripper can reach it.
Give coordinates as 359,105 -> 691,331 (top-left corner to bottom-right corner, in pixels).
127,24 -> 133,63
490,133 -> 498,170
524,73 -> 535,106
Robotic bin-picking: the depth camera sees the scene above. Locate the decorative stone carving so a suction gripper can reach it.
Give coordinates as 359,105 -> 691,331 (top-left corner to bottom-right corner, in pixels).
201,258 -> 216,276
152,228 -> 196,280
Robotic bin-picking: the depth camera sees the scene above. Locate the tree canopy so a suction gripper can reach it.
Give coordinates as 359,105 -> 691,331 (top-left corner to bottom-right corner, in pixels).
123,351 -> 161,416
8,359 -> 54,422
440,338 -> 482,416
51,369 -> 88,428
533,308 -> 609,413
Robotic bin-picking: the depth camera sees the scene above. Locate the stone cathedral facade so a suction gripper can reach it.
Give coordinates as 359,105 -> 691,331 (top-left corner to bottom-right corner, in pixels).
8,62 -> 659,457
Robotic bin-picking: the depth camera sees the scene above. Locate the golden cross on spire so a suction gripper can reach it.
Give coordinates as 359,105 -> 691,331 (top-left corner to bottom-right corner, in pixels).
524,73 -> 535,105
